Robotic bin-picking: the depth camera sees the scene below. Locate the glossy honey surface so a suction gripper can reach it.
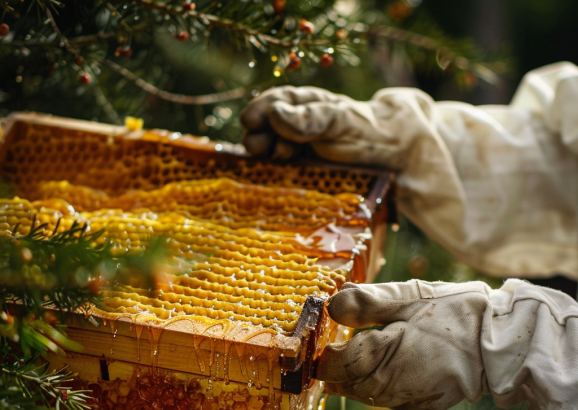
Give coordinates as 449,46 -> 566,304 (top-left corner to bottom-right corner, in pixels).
0,178 -> 369,333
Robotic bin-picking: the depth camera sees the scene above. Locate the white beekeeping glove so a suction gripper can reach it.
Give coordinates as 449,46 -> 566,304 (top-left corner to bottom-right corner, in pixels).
240,63 -> 578,279
241,85 -> 447,170
316,279 -> 578,410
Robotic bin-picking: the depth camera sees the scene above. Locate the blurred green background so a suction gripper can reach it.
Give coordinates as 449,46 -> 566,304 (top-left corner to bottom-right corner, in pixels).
2,0 -> 577,409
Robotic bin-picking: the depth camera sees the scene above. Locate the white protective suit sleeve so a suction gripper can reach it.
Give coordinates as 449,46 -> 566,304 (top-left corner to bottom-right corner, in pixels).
316,279 -> 578,410
240,62 -> 578,279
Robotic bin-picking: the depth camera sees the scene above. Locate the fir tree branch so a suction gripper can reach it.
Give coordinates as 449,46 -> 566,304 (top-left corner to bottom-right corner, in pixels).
0,0 -> 63,19
102,58 -> 251,104
5,22 -> 151,48
43,8 -> 268,105
134,0 -> 331,50
0,220 -> 169,407
1,359 -> 91,410
1,0 -> 508,97
1,220 -> 167,355
104,2 -> 135,35
45,8 -> 79,58
4,3 -> 327,51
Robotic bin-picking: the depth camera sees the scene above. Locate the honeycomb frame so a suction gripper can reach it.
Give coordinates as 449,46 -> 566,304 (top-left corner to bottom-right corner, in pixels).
0,112 -> 395,401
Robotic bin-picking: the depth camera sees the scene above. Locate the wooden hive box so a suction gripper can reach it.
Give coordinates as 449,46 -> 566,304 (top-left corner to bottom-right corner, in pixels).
0,113 -> 395,410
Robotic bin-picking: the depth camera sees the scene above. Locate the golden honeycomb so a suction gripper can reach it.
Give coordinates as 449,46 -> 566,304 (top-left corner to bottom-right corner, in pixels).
0,176 -> 366,333
30,178 -> 366,232
2,121 -> 374,200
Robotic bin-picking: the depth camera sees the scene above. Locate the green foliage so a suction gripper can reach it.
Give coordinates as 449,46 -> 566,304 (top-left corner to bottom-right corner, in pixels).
0,220 -> 166,354
0,0 -> 508,142
0,342 -> 91,410
1,221 -> 106,315
0,220 -> 168,408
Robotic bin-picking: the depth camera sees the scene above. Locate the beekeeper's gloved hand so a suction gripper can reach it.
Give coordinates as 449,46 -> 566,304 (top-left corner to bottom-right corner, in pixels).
240,63 -> 578,280
240,86 -> 437,168
317,279 -> 578,410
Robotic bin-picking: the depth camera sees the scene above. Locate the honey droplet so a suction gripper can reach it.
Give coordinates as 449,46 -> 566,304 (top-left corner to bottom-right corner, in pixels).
193,335 -> 206,373
148,326 -> 163,368
236,343 -> 247,377
135,326 -> 144,362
